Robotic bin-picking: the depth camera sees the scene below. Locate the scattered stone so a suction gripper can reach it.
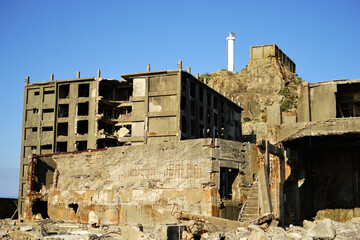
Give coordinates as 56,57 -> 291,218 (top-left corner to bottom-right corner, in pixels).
20,225 -> 33,231
266,226 -> 287,240
307,219 -> 335,240
248,224 -> 264,232
303,219 -> 315,230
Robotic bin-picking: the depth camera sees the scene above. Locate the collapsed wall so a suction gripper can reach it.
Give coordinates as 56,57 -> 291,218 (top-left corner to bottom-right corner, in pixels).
24,139 -> 255,228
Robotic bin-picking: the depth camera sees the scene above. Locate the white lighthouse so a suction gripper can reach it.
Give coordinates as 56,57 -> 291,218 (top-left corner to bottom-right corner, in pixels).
226,32 -> 236,71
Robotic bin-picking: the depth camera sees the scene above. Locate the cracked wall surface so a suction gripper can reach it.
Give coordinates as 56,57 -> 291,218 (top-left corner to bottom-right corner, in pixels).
24,139 -> 254,228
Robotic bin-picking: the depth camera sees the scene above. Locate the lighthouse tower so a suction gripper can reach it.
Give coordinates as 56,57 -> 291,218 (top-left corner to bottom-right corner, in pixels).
226,32 -> 236,71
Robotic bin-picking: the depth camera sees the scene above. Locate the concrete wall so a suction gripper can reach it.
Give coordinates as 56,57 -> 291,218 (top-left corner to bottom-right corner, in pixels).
250,44 -> 296,73
24,139 -> 253,227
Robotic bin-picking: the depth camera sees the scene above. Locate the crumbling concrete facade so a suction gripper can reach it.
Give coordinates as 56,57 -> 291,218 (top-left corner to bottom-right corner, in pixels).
19,68 -> 243,219
23,139 -> 254,228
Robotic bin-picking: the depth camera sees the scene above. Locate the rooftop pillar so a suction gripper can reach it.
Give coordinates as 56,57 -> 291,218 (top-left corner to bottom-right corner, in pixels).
178,60 -> 182,70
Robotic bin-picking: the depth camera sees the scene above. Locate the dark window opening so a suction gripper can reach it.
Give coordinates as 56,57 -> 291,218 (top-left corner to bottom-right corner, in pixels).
42,126 -> 53,131
44,90 -> 55,94
59,84 -> 70,99
214,96 -> 218,109
68,203 -> 79,213
181,96 -> 186,111
97,121 -> 113,134
41,144 -> 52,150
78,83 -> 89,98
116,88 -> 132,101
199,106 -> 204,121
221,101 -> 224,113
76,141 -> 87,151
78,102 -> 89,116
191,120 -> 196,137
190,81 -> 196,97
57,122 -> 68,136
43,108 -> 54,113
118,106 -> 132,118
31,146 -> 37,150
58,104 -> 69,118
207,110 -> 212,125
220,167 -> 239,200
31,199 -> 49,219
207,92 -> 212,107
214,113 -> 218,127
181,116 -> 187,133
33,108 -> 39,114
56,142 -> 67,152
77,120 -> 88,135
336,83 -> 360,118
191,101 -> 195,116
167,226 -> 186,240
199,125 -> 204,138
32,127 -> 37,132
34,91 -> 40,96
96,138 -> 118,149
199,88 -> 203,102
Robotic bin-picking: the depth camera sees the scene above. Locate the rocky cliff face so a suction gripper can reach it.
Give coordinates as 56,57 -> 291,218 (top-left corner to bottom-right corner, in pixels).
203,56 -> 302,122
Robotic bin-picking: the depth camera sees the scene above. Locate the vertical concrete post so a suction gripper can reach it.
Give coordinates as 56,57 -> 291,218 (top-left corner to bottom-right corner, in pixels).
25,76 -> 30,85
77,71 -> 81,78
204,79 -> 207,84
97,69 -> 101,78
147,64 -> 150,72
50,74 -> 54,81
177,60 -> 182,70
187,67 -> 191,74
196,73 -> 199,79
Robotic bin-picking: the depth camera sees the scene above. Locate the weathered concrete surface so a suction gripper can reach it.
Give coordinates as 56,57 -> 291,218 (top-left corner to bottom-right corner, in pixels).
24,139 -> 253,228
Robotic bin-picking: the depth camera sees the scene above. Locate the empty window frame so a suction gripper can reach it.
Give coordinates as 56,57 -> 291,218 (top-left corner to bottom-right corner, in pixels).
58,104 -> 69,118
76,141 -> 87,151
190,81 -> 196,97
44,90 -> 55,95
59,84 -> 70,99
57,122 -> 68,136
199,106 -> 204,121
78,102 -> 89,116
42,126 -> 53,131
77,120 -> 88,135
40,144 -> 52,150
56,142 -> 67,153
78,83 -> 89,98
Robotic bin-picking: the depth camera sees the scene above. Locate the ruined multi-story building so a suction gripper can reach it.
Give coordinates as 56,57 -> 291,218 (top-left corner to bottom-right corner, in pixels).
19,65 -> 243,219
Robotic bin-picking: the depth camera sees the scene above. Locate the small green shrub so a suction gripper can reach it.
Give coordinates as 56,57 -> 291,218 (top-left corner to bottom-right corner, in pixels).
243,117 -> 251,122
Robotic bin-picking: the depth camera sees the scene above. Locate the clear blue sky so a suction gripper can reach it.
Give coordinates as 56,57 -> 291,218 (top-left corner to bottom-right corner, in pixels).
0,0 -> 359,197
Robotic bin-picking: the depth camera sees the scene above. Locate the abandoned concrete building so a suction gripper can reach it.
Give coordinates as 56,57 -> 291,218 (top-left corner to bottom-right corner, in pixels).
258,78 -> 360,225
19,65 -> 244,225
18,43 -> 360,238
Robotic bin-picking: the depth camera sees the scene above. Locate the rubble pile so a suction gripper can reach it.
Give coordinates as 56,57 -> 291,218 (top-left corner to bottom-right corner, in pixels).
183,217 -> 360,240
2,217 -> 360,239
0,219 -> 153,240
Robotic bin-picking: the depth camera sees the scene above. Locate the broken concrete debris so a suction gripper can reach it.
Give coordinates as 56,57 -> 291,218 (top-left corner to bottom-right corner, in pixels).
2,217 -> 360,239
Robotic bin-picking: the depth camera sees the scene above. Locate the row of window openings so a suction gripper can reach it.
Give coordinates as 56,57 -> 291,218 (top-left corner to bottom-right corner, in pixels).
58,102 -> 89,117
27,121 -> 88,138
57,141 -> 87,152
181,95 -> 228,117
58,83 -> 89,99
182,80 -> 223,110
29,102 -> 88,120
181,116 -> 227,138
32,83 -> 89,99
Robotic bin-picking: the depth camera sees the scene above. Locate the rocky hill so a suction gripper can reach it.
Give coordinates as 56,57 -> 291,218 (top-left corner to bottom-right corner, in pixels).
201,56 -> 303,123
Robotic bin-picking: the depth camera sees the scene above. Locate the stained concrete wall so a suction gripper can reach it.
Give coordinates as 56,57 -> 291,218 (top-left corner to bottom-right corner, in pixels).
24,139 -> 253,227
